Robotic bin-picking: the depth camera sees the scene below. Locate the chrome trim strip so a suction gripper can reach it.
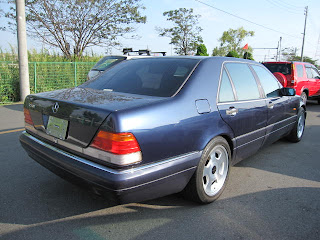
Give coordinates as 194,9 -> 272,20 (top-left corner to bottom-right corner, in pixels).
217,98 -> 267,105
118,166 -> 197,192
266,121 -> 295,137
235,135 -> 265,149
234,115 -> 296,149
235,115 -> 296,141
23,131 -> 200,175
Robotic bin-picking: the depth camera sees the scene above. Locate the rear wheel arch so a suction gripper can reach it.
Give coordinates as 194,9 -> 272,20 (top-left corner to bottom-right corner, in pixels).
201,134 -> 233,158
220,134 -> 234,157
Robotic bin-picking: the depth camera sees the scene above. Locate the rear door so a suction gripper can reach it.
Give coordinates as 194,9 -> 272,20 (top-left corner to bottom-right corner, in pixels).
217,62 -> 268,163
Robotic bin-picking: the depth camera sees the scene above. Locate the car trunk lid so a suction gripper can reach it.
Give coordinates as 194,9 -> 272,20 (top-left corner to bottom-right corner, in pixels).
24,87 -> 166,148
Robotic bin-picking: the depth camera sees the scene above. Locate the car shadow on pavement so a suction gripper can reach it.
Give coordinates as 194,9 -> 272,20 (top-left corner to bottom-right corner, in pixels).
0,187 -> 319,240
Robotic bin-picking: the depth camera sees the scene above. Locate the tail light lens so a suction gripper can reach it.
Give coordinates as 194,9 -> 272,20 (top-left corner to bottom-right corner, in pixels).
24,108 -> 33,125
91,130 -> 141,155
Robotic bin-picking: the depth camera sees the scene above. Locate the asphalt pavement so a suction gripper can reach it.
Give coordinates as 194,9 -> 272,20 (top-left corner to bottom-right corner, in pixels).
0,102 -> 319,240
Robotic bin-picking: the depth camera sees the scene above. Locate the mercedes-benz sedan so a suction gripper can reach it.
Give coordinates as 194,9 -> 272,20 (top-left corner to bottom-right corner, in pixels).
20,57 -> 306,204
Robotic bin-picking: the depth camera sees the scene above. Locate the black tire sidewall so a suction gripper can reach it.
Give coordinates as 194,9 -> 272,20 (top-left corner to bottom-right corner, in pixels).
287,108 -> 305,142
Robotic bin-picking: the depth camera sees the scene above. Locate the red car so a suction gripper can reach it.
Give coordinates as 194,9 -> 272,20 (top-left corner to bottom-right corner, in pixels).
263,61 -> 320,104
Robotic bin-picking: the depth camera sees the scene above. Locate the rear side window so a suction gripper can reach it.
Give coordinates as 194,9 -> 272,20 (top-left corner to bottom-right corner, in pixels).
225,63 -> 260,101
81,58 -> 199,97
263,63 -> 291,75
219,69 -> 235,102
252,65 -> 280,98
296,64 -> 304,78
92,56 -> 126,71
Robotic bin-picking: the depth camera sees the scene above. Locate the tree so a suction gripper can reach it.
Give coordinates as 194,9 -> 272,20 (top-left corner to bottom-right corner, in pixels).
226,51 -> 240,58
5,0 -> 146,59
282,47 -> 318,65
243,52 -> 254,60
196,44 -> 208,56
212,27 -> 254,57
157,8 -> 203,55
212,46 -> 226,56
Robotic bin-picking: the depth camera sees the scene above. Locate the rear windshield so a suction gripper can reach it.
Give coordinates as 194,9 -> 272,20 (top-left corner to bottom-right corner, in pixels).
91,56 -> 126,71
263,63 -> 292,75
81,58 -> 200,97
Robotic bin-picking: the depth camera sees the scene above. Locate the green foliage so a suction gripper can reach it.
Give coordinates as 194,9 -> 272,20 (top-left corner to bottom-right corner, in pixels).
157,8 -> 203,55
196,44 -> 209,56
243,52 -> 254,60
213,27 -> 254,57
0,48 -> 101,102
281,47 -> 318,66
226,51 -> 240,58
212,46 -> 225,56
5,0 -> 146,59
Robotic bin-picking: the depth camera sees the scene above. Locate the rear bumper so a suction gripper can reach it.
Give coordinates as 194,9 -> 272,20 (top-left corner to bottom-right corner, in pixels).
20,131 -> 200,204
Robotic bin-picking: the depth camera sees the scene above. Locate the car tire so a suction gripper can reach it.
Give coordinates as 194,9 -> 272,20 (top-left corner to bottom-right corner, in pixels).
317,99 -> 320,105
183,136 -> 231,203
300,92 -> 307,105
286,108 -> 306,143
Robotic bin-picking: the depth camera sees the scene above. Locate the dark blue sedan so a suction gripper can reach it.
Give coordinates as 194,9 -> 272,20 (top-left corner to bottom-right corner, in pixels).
20,57 -> 306,204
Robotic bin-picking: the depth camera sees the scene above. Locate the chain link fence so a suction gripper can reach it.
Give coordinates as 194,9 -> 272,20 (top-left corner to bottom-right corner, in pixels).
0,61 -> 95,103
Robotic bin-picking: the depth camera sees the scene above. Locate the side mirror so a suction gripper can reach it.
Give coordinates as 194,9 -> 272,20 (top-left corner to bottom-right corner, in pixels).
280,87 -> 296,96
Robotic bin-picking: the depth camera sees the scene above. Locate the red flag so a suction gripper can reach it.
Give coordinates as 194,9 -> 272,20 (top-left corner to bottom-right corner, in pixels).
243,43 -> 248,50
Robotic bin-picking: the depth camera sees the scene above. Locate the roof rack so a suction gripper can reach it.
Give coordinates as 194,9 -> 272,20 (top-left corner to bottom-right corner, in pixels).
122,48 -> 166,56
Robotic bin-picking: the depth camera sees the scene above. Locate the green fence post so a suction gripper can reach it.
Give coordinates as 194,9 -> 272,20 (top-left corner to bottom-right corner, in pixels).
74,62 -> 77,87
34,62 -> 37,93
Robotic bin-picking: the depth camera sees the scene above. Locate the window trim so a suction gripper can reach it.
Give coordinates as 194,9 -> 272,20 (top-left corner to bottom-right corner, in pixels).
217,67 -> 237,103
250,64 -> 282,99
219,62 -> 264,103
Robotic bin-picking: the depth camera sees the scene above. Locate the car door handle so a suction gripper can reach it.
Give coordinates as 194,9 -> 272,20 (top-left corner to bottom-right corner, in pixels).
226,107 -> 238,116
268,102 -> 274,109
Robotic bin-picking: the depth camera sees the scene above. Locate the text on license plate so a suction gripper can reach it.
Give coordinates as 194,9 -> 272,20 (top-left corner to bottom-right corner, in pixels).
46,116 -> 68,140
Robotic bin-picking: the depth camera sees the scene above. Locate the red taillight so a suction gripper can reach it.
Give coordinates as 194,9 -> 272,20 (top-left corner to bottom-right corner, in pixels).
91,130 -> 141,155
24,108 -> 33,125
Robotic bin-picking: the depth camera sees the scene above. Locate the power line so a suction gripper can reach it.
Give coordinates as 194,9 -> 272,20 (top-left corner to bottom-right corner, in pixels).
266,0 -> 302,14
195,0 -> 302,40
272,0 -> 304,10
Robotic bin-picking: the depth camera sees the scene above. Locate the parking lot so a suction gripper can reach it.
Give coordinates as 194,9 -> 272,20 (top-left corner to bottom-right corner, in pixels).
0,102 -> 319,240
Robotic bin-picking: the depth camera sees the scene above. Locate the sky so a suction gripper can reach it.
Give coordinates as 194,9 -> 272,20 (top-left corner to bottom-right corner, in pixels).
1,0 -> 320,63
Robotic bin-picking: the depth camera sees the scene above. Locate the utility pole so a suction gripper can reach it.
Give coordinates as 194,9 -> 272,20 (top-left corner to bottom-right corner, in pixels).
276,40 -> 279,61
301,6 -> 308,62
16,0 -> 30,101
279,37 -> 282,61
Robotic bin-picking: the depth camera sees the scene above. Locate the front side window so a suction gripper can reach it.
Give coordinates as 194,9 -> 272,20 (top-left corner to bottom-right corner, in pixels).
219,69 -> 235,102
311,68 -> 320,79
252,65 -> 280,98
225,63 -> 260,101
305,66 -> 313,78
81,58 -> 200,97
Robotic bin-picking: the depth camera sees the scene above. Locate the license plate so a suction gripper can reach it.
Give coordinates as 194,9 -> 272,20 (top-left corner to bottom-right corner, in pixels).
46,116 -> 68,140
